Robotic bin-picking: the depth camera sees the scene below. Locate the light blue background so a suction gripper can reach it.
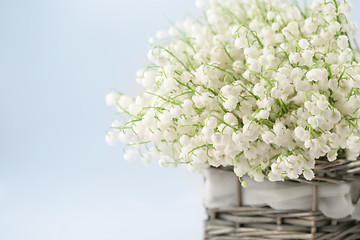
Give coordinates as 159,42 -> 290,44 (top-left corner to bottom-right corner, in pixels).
0,0 -> 359,240
0,0 -> 202,239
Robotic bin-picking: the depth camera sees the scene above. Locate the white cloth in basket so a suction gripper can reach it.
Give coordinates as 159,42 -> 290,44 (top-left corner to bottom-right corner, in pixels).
204,168 -> 360,220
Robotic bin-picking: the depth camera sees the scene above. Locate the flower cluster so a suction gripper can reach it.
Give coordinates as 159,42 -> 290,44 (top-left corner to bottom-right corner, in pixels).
106,0 -> 360,183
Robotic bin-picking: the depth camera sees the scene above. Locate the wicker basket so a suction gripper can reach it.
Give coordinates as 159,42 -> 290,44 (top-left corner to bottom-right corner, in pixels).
204,159 -> 360,240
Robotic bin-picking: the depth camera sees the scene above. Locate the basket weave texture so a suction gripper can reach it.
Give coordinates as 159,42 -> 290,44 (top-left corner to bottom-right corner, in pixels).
204,159 -> 360,240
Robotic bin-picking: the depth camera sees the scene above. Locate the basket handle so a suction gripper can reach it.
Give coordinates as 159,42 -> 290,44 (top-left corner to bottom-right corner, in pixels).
312,184 -> 318,212
311,184 -> 318,234
237,178 -> 242,206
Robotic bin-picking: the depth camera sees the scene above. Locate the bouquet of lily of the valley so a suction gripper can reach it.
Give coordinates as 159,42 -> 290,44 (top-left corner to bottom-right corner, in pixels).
106,0 -> 360,185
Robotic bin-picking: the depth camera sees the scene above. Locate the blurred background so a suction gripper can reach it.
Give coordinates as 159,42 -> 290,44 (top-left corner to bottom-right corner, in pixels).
0,0 -> 359,239
0,0 -> 202,239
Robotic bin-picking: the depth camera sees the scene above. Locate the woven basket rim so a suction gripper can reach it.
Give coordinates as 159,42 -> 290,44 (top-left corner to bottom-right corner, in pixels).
212,157 -> 360,184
